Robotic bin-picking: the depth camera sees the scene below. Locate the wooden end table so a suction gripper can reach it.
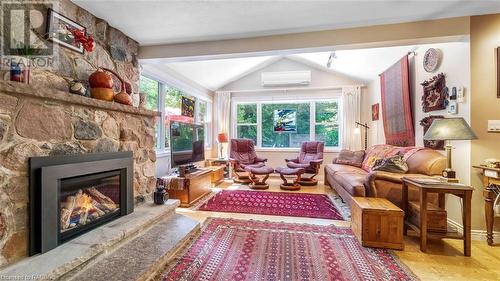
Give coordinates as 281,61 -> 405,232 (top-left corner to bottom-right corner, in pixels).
401,177 -> 474,256
473,165 -> 500,245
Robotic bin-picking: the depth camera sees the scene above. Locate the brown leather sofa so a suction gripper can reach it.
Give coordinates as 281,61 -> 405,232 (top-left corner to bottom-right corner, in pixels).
324,146 -> 446,208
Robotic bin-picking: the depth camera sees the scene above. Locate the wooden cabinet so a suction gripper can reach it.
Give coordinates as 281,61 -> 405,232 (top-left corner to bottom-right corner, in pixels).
207,165 -> 225,186
351,197 -> 404,250
166,169 -> 212,208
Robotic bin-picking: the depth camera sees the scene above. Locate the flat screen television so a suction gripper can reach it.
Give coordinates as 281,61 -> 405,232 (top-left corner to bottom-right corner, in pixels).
170,121 -> 205,168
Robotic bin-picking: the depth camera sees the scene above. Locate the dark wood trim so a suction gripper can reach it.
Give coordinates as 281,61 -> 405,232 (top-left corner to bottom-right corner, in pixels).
497,47 -> 500,98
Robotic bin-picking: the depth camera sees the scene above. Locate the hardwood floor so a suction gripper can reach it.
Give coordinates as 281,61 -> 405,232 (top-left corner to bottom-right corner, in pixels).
176,178 -> 500,281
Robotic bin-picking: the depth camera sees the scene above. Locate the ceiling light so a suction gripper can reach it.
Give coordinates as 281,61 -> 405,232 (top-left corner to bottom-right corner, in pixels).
326,51 -> 337,68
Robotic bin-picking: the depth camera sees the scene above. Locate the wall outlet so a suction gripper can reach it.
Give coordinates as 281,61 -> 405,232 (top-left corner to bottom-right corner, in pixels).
457,87 -> 465,103
488,120 -> 500,133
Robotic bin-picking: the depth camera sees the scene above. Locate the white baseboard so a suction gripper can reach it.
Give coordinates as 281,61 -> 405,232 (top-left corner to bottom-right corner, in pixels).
447,218 -> 499,243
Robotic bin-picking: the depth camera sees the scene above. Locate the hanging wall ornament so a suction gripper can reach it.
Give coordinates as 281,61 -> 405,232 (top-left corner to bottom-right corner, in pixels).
421,73 -> 446,112
423,48 -> 441,72
420,115 -> 445,150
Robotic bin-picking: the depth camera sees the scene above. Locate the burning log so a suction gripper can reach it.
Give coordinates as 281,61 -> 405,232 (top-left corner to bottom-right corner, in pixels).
59,186 -> 119,232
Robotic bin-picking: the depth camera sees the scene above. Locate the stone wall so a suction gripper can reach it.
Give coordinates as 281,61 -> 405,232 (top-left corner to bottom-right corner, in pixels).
1,0 -> 140,96
0,82 -> 158,267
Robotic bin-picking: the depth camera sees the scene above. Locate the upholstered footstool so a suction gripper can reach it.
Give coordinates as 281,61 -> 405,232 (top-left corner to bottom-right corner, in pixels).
276,167 -> 305,191
245,166 -> 274,190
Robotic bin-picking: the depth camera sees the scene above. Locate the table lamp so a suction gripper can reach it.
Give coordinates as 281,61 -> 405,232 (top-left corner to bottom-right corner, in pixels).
217,133 -> 229,159
423,117 -> 477,178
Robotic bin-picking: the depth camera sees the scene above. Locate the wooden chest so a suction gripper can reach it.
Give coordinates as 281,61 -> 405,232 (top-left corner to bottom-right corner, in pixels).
408,200 -> 447,233
207,166 -> 225,186
167,169 -> 212,207
351,197 -> 404,250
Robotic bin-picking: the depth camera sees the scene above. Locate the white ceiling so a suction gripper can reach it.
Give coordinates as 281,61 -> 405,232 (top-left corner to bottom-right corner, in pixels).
72,0 -> 500,46
162,44 -> 418,90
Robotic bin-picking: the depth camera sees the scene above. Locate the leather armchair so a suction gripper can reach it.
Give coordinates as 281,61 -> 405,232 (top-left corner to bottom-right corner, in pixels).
229,138 -> 267,183
286,141 -> 324,185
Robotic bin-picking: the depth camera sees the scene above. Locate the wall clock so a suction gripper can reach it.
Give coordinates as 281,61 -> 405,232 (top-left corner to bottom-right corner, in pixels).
423,48 -> 441,72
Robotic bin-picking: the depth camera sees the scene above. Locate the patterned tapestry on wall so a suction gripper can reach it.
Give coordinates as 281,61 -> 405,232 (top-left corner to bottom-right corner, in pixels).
421,73 -> 447,112
380,54 -> 415,147
419,115 -> 445,150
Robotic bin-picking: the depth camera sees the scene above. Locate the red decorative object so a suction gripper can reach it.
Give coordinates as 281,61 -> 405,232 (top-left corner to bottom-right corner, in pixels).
380,55 -> 415,146
372,103 -> 380,121
89,68 -> 133,105
161,218 -> 417,281
69,28 -> 94,52
198,190 -> 344,220
421,73 -> 447,112
420,115 -> 445,150
217,133 -> 228,143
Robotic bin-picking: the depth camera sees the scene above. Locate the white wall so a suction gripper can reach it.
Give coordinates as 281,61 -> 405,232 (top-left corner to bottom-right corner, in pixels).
218,57 -> 367,175
365,41 -> 471,223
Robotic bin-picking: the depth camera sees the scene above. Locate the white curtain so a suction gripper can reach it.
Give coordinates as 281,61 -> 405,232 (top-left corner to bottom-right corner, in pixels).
341,86 -> 362,150
215,91 -> 231,157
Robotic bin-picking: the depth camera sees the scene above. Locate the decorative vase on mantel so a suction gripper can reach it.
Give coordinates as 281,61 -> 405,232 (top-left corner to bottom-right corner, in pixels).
88,67 -> 133,105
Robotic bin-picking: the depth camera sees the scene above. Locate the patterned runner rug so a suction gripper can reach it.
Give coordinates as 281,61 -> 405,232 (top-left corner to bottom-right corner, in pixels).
197,190 -> 344,220
161,218 -> 417,281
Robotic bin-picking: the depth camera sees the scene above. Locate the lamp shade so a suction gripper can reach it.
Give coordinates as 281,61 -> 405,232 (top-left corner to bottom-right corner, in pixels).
217,133 -> 229,143
423,118 -> 477,140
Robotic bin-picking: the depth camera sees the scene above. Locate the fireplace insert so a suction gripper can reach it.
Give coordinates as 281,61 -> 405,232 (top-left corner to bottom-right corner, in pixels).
29,152 -> 133,254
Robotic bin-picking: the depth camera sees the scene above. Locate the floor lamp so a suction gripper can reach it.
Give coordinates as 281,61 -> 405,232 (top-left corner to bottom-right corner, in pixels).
217,133 -> 228,159
354,122 -> 370,150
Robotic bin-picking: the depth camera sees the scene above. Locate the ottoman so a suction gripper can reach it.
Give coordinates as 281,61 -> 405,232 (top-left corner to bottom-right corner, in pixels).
245,166 -> 274,190
276,167 -> 305,191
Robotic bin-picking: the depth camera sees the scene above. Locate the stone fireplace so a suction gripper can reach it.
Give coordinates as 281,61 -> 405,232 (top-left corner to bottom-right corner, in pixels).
29,152 -> 133,254
0,81 -> 159,267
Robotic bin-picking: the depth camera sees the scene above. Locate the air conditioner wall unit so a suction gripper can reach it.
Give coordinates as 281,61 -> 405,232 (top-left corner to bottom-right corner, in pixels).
261,70 -> 311,87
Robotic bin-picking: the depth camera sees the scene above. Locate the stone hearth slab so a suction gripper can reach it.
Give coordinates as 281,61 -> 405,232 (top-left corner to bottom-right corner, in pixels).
68,213 -> 199,281
0,200 -> 183,279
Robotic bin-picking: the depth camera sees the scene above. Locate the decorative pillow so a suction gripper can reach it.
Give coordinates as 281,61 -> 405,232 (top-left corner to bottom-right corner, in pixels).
361,144 -> 417,171
334,149 -> 365,168
372,153 -> 409,174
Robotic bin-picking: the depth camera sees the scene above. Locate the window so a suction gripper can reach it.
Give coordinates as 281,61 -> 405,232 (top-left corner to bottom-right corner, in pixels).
236,104 -> 257,144
139,76 -> 160,149
315,101 -> 340,147
139,75 -> 212,153
262,103 -> 310,148
233,99 -> 340,149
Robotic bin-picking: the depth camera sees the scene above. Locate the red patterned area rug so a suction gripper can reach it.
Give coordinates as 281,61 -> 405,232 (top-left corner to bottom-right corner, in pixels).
161,218 -> 417,281
197,190 -> 344,220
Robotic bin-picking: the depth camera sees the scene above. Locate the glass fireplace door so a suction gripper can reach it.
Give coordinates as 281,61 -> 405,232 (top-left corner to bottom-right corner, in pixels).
59,170 -> 121,242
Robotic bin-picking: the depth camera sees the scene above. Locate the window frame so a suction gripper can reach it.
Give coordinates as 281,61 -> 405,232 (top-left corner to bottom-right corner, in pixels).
139,74 -> 213,156
231,94 -> 342,152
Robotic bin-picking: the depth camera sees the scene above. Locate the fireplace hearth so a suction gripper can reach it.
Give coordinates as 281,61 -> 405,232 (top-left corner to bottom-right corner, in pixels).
29,152 -> 133,254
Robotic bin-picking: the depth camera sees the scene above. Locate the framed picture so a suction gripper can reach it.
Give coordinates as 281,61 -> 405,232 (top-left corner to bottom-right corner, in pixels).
46,8 -> 86,54
371,103 -> 379,121
273,109 -> 297,132
448,101 -> 458,115
181,96 -> 195,118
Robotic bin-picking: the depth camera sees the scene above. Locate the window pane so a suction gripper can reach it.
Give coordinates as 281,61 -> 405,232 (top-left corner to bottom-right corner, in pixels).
262,103 -> 310,148
139,76 -> 159,111
315,124 -> 339,147
316,101 -> 338,123
198,100 -> 207,123
237,125 -> 257,144
165,86 -> 183,115
237,104 -> 257,124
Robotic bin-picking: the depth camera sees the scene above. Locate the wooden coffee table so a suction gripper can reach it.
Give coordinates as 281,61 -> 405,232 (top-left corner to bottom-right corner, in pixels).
401,177 -> 474,256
